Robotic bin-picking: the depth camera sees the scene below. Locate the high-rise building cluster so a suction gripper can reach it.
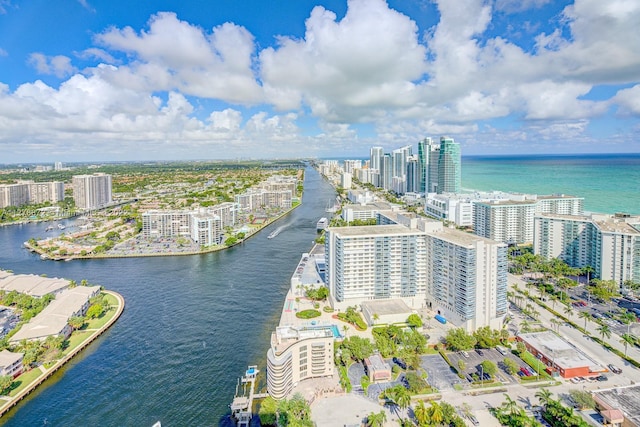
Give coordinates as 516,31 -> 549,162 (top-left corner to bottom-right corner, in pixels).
321,137 -> 461,196
318,134 -> 639,290
141,175 -> 297,246
360,137 -> 461,195
0,181 -> 65,208
142,203 -> 239,246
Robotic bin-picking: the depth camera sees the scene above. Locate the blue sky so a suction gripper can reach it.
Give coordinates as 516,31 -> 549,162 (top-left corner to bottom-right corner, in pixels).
0,0 -> 639,162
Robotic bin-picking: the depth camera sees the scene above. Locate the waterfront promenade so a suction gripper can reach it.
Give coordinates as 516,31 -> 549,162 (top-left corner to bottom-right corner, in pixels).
0,290 -> 125,418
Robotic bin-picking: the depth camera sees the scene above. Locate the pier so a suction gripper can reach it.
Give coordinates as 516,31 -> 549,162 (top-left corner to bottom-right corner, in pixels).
230,366 -> 268,426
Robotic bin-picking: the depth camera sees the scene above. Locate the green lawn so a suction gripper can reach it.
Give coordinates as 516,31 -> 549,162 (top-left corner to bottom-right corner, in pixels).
8,368 -> 44,397
103,293 -> 118,307
85,308 -> 117,330
62,331 -> 92,356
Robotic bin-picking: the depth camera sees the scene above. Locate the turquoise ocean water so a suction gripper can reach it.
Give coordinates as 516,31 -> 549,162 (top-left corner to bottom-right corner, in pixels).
461,153 -> 640,215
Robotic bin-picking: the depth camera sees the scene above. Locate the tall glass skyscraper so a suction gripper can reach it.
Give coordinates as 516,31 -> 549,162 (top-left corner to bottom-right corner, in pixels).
418,137 -> 440,194
437,137 -> 461,194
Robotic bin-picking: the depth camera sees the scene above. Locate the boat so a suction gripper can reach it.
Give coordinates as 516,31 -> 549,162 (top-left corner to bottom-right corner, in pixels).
267,230 -> 279,239
316,217 -> 328,232
45,225 -> 54,232
57,224 -> 66,230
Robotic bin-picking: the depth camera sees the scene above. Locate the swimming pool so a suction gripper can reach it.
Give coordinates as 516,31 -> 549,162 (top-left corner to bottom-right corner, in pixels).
305,324 -> 343,338
329,325 -> 342,338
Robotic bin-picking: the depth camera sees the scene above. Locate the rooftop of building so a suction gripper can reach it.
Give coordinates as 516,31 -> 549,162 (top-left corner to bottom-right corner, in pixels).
594,217 -> 640,234
9,286 -> 100,343
44,286 -> 100,317
536,213 -> 640,234
593,385 -> 640,426
518,331 -> 603,371
536,194 -> 582,200
365,354 -> 390,371
0,349 -> 23,367
0,272 -> 70,298
428,225 -> 506,247
10,313 -> 69,342
271,325 -> 334,354
342,202 -> 392,211
476,199 -> 537,206
361,299 -> 412,316
328,224 -> 419,237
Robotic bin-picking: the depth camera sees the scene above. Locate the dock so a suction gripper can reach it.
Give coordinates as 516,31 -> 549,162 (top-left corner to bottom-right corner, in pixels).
230,366 -> 267,426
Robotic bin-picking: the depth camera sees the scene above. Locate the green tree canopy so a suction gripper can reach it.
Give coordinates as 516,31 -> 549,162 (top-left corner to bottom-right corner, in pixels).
445,328 -> 477,351
407,314 -> 423,329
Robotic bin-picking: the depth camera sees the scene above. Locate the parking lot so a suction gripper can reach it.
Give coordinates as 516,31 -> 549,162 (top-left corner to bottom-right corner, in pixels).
0,307 -> 19,338
347,362 -> 366,389
420,354 -> 463,391
447,348 -> 534,384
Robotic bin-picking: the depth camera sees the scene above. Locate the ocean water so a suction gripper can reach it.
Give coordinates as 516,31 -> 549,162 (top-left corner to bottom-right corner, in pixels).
462,153 -> 640,215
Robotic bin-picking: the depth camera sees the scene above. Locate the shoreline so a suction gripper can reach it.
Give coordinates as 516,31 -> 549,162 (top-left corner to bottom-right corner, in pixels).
24,203 -> 302,261
0,289 -> 125,418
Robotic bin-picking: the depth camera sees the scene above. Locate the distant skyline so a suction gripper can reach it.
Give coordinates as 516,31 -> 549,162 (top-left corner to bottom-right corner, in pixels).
1,0 -> 639,162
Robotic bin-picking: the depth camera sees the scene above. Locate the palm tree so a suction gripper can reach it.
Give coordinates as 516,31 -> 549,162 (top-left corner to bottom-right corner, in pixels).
394,386 -> 411,411
365,410 -> 387,427
563,305 -> 574,319
68,316 -> 85,331
414,401 -> 429,426
621,334 -> 636,357
620,311 -> 636,336
427,401 -> 444,425
582,265 -> 595,285
549,318 -> 560,333
342,325 -> 349,338
535,388 -> 553,408
521,320 -> 531,333
550,294 -> 559,310
597,324 -> 612,341
578,311 -> 591,330
502,394 -> 520,416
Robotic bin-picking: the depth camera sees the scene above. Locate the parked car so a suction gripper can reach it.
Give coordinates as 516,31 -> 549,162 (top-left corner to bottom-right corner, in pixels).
596,375 -> 609,382
496,345 -> 508,355
469,415 -> 480,426
392,357 -> 407,370
461,351 -> 470,358
608,364 -> 622,374
476,349 -> 484,356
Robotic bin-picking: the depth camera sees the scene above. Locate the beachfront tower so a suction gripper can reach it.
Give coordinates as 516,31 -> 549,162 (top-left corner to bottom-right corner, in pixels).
437,137 -> 461,194
418,137 -> 440,194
